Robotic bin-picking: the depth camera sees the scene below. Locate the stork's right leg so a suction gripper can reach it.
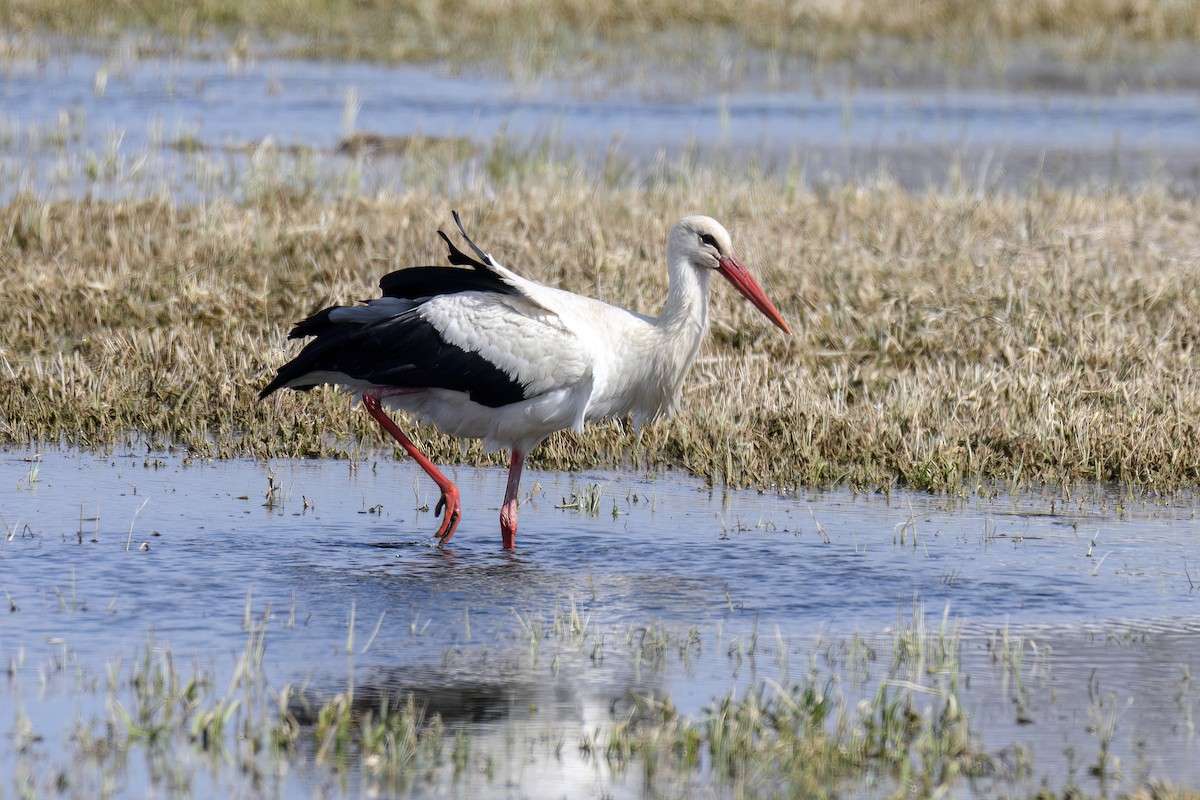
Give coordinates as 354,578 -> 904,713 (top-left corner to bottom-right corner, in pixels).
362,395 -> 461,545
499,449 -> 524,550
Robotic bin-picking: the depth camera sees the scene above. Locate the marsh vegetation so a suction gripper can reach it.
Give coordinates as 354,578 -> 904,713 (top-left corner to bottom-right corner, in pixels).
4,5 -> 1200,798
7,601 -> 995,798
3,162 -> 1200,494
4,0 -> 1200,77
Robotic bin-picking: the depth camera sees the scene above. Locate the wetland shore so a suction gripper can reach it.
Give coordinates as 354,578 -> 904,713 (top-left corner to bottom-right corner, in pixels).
4,176 -> 1200,495
5,11 -> 1200,799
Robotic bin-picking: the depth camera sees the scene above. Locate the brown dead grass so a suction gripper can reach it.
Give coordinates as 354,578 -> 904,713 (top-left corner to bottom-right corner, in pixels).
1,0 -> 1197,65
2,168 -> 1200,493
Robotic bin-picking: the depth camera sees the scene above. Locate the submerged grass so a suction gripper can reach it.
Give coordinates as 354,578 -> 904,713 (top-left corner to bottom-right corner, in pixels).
13,599 -> 1192,797
3,148 -> 1200,495
585,607 -> 988,798
0,604 -> 1055,798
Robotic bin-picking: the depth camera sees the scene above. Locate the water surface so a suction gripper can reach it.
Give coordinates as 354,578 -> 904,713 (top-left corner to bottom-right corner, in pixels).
3,449 -> 1200,796
4,51 -> 1200,200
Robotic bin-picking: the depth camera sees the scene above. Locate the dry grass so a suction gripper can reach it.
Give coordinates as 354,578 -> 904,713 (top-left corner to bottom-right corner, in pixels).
1,0 -> 1197,65
3,160 -> 1200,493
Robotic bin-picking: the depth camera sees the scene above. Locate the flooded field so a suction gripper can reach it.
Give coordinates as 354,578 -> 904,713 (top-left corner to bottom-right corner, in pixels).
3,448 -> 1200,796
5,28 -> 1200,798
4,48 -> 1200,202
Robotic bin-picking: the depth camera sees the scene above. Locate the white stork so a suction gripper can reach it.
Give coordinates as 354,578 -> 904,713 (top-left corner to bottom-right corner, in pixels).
261,212 -> 791,550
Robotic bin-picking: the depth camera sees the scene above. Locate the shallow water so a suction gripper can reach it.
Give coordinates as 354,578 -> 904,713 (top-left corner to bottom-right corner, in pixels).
3,50 -> 1200,200
3,448 -> 1200,795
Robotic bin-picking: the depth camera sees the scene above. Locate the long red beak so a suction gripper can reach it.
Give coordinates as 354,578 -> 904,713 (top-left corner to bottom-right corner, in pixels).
717,256 -> 792,334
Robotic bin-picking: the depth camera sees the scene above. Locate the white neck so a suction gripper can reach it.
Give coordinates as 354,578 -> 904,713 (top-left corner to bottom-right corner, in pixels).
631,255 -> 710,422
587,224 -> 720,427
656,253 -> 711,342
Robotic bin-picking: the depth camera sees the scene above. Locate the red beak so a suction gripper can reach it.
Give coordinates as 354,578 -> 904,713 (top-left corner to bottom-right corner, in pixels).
717,256 -> 792,335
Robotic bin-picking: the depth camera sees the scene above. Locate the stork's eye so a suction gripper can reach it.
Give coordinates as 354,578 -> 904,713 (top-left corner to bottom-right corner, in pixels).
699,232 -> 719,250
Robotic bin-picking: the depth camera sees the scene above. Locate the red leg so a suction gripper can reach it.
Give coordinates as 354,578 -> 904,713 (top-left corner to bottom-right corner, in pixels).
362,395 -> 461,546
500,450 -> 524,550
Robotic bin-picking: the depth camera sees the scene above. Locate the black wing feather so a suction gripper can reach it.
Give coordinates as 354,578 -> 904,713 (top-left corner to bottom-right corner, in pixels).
378,264 -> 516,301
262,212 -> 528,407
436,228 -> 491,270
294,260 -> 517,341
452,210 -> 495,266
286,306 -> 338,340
261,308 -> 528,408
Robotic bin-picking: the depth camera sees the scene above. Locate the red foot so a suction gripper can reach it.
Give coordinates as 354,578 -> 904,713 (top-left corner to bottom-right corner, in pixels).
500,515 -> 516,551
434,485 -> 462,545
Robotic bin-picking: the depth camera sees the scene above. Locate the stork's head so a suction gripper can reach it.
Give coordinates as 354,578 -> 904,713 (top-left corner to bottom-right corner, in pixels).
671,216 -> 792,335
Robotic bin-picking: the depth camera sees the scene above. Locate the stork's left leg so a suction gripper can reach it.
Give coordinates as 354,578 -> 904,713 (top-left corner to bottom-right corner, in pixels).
500,449 -> 524,550
362,395 -> 461,546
